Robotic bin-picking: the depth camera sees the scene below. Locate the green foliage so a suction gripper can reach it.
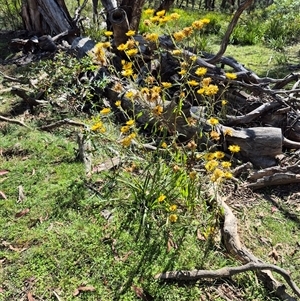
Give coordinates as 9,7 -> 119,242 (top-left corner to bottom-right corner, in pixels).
0,0 -> 22,30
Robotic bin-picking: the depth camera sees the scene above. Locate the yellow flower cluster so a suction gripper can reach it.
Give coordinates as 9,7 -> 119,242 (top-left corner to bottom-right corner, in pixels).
120,132 -> 136,147
203,151 -> 233,183
91,121 -> 105,133
117,36 -> 139,57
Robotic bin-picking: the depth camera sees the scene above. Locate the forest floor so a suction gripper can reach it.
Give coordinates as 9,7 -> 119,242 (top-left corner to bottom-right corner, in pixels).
0,30 -> 300,301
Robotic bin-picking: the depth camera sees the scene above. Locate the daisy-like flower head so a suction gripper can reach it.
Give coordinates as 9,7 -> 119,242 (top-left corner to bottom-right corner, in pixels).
173,31 -> 185,42
126,119 -> 135,126
104,31 -> 113,37
121,69 -> 134,77
205,160 -> 218,172
161,82 -> 172,89
187,80 -> 199,86
204,84 -> 219,96
225,72 -> 237,80
169,214 -> 178,222
126,30 -> 136,37
210,130 -> 220,140
214,151 -> 225,159
100,108 -> 111,114
170,13 -> 180,20
145,33 -> 159,42
169,204 -> 177,211
144,8 -> 154,15
228,144 -> 241,153
158,194 -> 166,202
156,10 -> 165,17
221,161 -> 232,169
195,67 -> 207,77
207,117 -> 219,126
125,49 -> 138,57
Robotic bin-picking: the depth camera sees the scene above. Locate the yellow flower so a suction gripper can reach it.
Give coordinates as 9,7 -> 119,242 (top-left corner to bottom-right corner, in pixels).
152,86 -> 162,93
122,61 -> 133,69
144,19 -> 152,26
190,55 -> 197,62
120,136 -> 132,147
205,84 -> 219,96
211,168 -> 224,182
228,145 -> 241,153
225,72 -> 237,80
115,100 -> 121,107
182,26 -> 193,37
150,16 -> 160,23
189,170 -> 197,180
129,133 -> 136,139
153,105 -> 163,115
158,194 -> 166,202
197,88 -> 205,94
207,117 -> 219,126
104,31 -> 113,36
94,43 -> 106,63
159,16 -> 171,24
161,82 -> 172,88
172,49 -> 182,55
224,171 -> 233,179
117,43 -> 128,51
121,125 -> 130,133
202,18 -> 210,24
205,160 -> 218,172
169,214 -> 178,223
125,91 -> 134,99
145,33 -> 159,42
170,13 -> 180,20
221,99 -> 228,106
144,8 -> 154,15
201,77 -> 212,86
187,80 -> 199,86
169,204 -> 177,211
102,42 -> 111,48
214,151 -> 225,159
91,121 -> 103,131
126,119 -> 135,126
224,128 -> 233,136
195,67 -> 207,77
121,69 -> 134,77
192,20 -> 204,30
126,30 -> 135,37
173,31 -> 185,41
210,130 -> 220,140
161,142 -> 167,148
221,161 -> 232,169
156,10 -> 165,17
125,49 -> 138,57
100,107 -> 111,114
204,152 -> 215,161
141,87 -> 150,95
178,69 -> 187,75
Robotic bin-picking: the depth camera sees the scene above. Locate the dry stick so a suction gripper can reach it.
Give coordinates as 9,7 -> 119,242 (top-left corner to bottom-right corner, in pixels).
155,262 -> 300,298
39,119 -> 87,131
0,115 -> 31,129
206,0 -> 254,64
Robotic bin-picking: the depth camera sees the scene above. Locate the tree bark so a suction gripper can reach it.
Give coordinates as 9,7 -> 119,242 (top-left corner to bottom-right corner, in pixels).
21,0 -> 79,39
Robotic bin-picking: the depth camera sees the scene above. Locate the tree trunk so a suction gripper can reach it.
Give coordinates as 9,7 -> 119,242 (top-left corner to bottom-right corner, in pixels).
154,0 -> 176,14
21,0 -> 79,39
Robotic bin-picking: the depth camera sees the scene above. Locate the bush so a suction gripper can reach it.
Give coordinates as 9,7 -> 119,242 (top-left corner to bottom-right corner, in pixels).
0,0 -> 22,30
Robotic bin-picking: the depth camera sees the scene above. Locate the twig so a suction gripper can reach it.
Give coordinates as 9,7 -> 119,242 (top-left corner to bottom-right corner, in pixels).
0,71 -> 27,84
39,119 -> 87,131
0,115 -> 31,129
155,262 -> 300,298
52,290 -> 63,301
